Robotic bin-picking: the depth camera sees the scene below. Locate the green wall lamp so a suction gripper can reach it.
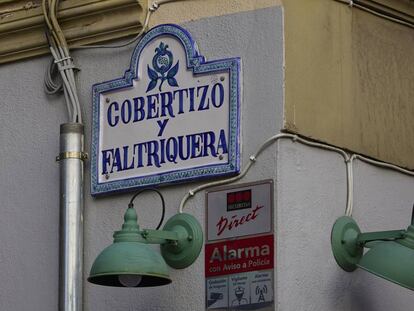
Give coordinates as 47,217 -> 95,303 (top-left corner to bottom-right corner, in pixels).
331,206 -> 414,290
88,189 -> 203,287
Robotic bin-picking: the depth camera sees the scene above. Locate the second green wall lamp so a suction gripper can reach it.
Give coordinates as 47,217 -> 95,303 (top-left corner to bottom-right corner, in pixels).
331,206 -> 414,290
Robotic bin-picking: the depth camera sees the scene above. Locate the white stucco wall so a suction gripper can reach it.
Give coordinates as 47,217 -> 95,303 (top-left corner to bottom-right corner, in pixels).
1,4 -> 414,311
276,140 -> 414,311
0,7 -> 283,311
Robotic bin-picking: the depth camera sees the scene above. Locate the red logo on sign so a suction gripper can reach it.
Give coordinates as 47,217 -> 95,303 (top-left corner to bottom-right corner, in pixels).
227,190 -> 251,211
205,234 -> 274,277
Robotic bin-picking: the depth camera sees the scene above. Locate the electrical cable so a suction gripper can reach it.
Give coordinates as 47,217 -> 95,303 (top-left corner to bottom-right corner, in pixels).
345,159 -> 354,216
178,134 -> 351,214
43,0 -> 182,121
72,0 -> 181,50
332,0 -> 414,29
351,154 -> 414,177
43,0 -> 82,123
178,133 -> 414,218
44,60 -> 62,94
128,188 -> 166,230
345,154 -> 414,217
72,8 -> 152,50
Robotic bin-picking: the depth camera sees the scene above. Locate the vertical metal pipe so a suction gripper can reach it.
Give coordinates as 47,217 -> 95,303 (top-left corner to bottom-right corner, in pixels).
59,123 -> 84,311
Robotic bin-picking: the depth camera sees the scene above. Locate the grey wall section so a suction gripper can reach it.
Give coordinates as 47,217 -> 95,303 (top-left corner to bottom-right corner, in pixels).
0,57 -> 65,310
0,7 -> 283,311
276,140 -> 414,311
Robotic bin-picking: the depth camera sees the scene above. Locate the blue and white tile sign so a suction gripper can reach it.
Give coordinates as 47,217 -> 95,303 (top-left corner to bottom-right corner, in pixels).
91,24 -> 241,195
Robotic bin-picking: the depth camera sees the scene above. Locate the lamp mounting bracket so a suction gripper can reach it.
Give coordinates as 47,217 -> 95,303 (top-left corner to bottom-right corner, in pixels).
332,216 -> 408,272
331,216 -> 363,272
160,213 -> 203,269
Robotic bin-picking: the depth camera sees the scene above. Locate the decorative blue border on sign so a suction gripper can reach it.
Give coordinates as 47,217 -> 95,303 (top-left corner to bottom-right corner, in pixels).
91,24 -> 241,196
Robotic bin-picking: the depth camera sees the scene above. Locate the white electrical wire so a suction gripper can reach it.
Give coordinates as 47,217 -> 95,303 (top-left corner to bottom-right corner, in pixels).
72,0 -> 181,50
345,154 -> 414,217
43,0 -> 181,121
178,134 -> 351,214
343,154 -> 357,217
43,0 -> 82,123
178,133 -> 414,216
333,0 -> 414,29
72,8 -> 151,50
48,44 -> 81,122
352,154 -> 414,177
345,159 -> 354,216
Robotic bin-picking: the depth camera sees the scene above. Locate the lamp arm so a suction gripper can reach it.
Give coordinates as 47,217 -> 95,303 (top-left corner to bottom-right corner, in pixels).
357,229 -> 405,245
141,229 -> 179,244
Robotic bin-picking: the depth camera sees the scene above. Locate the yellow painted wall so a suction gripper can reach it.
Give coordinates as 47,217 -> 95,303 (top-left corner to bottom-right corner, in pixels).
151,0 -> 414,169
283,0 -> 414,169
148,0 -> 281,26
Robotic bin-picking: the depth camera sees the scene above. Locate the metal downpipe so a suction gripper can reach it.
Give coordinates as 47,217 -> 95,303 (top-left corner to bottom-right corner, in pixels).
59,123 -> 85,311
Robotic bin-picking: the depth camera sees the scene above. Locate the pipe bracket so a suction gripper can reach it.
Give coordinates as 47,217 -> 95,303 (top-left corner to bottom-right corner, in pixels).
56,151 -> 88,162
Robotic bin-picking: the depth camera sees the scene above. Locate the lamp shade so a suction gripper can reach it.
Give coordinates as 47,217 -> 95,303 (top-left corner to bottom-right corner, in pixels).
358,227 -> 414,290
88,241 -> 171,287
332,216 -> 414,290
88,208 -> 171,287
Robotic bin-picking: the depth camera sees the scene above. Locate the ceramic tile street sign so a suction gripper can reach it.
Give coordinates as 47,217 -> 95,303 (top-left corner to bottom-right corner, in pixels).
91,24 -> 241,195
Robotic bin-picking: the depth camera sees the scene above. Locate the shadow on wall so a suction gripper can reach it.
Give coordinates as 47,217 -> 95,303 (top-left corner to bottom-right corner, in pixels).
349,286 -> 377,311
327,269 -> 377,311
